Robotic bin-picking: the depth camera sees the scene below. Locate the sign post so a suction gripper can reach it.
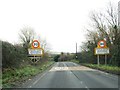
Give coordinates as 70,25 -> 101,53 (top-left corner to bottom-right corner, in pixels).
97,55 -> 100,65
105,55 -> 107,65
94,40 -> 109,65
28,40 -> 44,63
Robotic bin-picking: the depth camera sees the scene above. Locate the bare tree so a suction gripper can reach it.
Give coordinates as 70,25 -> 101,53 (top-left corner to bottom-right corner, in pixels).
38,36 -> 51,53
106,2 -> 118,26
81,2 -> 120,65
19,26 -> 35,44
19,26 -> 35,54
90,11 -> 111,45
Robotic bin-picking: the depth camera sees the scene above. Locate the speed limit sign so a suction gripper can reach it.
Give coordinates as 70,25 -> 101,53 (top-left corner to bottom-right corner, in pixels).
98,40 -> 106,48
32,40 -> 40,48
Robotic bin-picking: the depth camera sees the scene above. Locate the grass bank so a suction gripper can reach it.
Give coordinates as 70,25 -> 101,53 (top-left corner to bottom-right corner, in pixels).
70,59 -> 120,75
67,59 -> 79,64
70,59 -> 79,64
82,63 -> 120,75
2,61 -> 54,88
0,74 -> 1,89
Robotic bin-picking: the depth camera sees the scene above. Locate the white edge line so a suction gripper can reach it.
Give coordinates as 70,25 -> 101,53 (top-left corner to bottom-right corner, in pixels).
32,73 -> 46,86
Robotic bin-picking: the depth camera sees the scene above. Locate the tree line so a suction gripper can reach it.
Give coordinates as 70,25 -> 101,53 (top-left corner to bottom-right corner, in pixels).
78,2 -> 120,66
54,52 -> 74,62
2,26 -> 50,70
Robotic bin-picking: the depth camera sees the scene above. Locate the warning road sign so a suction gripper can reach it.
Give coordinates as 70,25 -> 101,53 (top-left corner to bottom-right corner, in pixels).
28,39 -> 44,57
97,40 -> 107,48
31,40 -> 40,49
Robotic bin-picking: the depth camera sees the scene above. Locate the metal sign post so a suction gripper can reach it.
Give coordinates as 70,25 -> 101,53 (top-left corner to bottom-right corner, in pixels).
28,40 -> 44,63
34,55 -> 35,63
95,40 -> 109,66
97,55 -> 100,65
105,55 -> 107,65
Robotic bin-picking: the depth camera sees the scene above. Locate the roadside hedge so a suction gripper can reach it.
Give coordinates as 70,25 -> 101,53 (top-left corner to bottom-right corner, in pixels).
2,41 -> 27,69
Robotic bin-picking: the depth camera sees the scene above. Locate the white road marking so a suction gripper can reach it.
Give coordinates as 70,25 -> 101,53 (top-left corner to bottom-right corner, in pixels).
105,73 -> 108,75
79,80 -> 89,90
74,63 -> 77,66
32,73 -> 46,86
49,65 -> 96,71
80,81 -> 83,84
56,62 -> 59,65
96,70 -> 118,80
85,86 -> 90,90
55,67 -> 61,70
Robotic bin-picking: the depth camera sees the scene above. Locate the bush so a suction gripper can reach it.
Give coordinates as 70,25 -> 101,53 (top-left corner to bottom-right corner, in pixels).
83,64 -> 120,75
54,55 -> 60,62
2,61 -> 54,88
2,41 -> 27,69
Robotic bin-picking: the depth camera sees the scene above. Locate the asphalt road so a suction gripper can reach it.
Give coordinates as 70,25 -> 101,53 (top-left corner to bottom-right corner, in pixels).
19,62 -> 119,89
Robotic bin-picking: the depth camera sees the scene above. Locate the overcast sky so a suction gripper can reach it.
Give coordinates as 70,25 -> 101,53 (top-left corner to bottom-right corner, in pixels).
0,0 -> 119,53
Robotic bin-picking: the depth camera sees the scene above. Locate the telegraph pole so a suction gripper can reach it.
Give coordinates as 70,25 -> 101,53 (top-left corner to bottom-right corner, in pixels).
76,43 -> 78,60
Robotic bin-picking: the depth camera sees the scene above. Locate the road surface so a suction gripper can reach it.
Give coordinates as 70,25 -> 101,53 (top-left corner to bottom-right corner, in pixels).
19,62 -> 119,89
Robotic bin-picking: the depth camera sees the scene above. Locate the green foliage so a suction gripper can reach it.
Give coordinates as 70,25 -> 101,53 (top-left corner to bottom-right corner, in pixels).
2,41 -> 27,68
77,51 -> 96,64
82,64 -> 120,75
79,3 -> 120,66
58,52 -> 75,61
0,74 -> 1,88
54,55 -> 60,62
70,59 -> 79,64
2,61 -> 54,88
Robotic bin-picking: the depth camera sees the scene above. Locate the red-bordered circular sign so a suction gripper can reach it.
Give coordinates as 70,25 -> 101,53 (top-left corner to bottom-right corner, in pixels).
98,40 -> 106,48
32,40 -> 40,48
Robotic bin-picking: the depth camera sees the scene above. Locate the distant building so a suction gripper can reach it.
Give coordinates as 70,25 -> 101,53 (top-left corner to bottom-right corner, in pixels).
118,1 -> 120,26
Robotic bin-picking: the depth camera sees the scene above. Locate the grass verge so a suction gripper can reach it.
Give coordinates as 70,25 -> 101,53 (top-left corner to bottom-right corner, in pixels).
2,61 -> 54,88
0,79 -> 1,87
81,63 -> 120,75
70,59 -> 79,64
70,59 -> 120,75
